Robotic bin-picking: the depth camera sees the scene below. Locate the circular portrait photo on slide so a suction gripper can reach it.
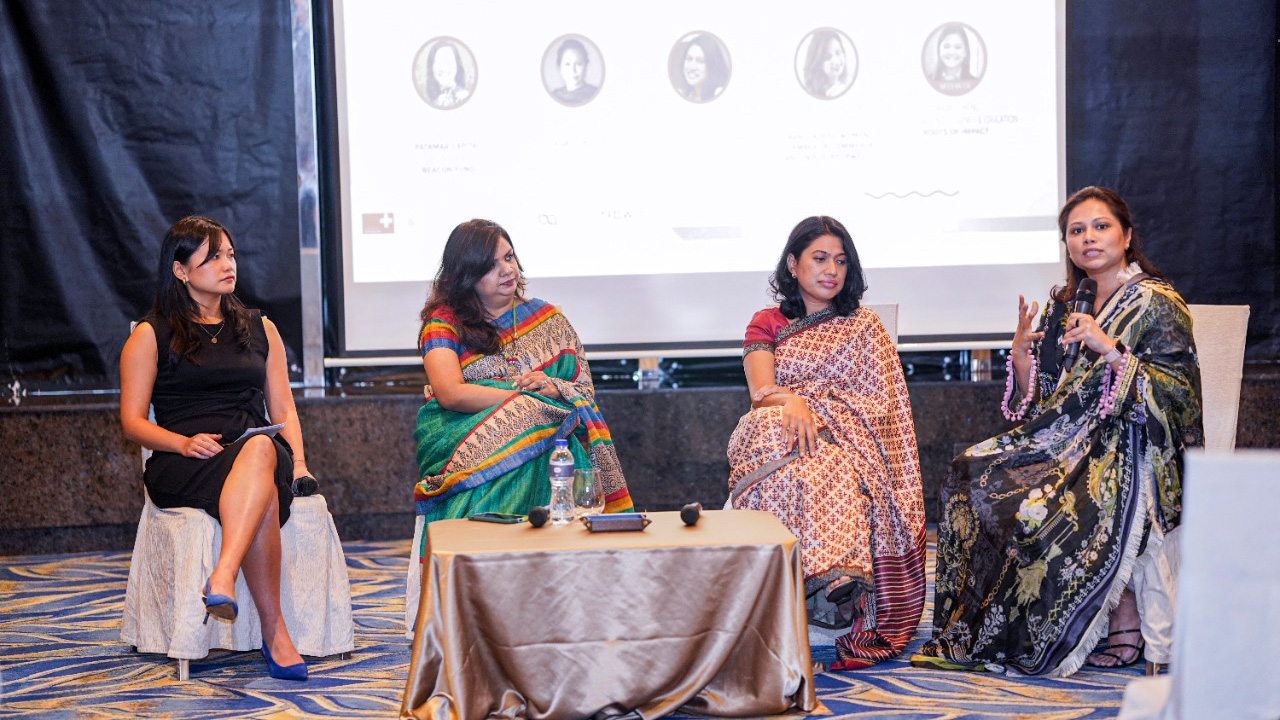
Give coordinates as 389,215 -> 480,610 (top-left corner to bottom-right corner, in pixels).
541,35 -> 605,107
795,28 -> 858,100
668,31 -> 732,104
412,36 -> 478,110
921,22 -> 987,96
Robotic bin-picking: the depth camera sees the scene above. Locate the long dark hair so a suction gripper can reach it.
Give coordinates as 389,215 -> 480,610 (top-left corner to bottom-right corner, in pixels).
426,42 -> 465,99
770,215 -> 867,319
419,219 -> 525,354
1051,186 -> 1165,304
677,35 -> 728,96
147,216 -> 252,362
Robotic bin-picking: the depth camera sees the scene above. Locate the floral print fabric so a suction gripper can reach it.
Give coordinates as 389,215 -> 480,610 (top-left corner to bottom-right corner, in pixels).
922,279 -> 1202,676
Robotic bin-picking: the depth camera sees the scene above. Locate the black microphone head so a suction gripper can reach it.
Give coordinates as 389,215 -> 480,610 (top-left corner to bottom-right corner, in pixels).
527,505 -> 549,528
680,502 -> 702,526
1076,277 -> 1098,304
1063,277 -> 1099,367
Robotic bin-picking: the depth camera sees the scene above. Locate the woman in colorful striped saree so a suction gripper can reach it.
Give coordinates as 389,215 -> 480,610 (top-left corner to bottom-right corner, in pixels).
727,216 -> 926,671
912,187 -> 1202,677
414,219 -> 632,524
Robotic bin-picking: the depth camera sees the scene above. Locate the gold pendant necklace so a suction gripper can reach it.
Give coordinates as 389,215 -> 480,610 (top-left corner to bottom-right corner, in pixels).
501,302 -> 519,377
197,320 -> 225,344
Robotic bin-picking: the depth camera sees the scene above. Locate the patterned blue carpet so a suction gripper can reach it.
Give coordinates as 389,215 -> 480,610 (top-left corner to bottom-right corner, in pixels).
0,540 -> 1140,718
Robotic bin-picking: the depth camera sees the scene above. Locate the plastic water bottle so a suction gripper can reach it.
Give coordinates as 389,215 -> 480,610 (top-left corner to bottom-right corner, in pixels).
548,439 -> 575,525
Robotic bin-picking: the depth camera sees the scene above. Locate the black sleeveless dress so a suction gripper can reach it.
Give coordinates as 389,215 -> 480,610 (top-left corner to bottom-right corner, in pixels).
142,311 -> 293,526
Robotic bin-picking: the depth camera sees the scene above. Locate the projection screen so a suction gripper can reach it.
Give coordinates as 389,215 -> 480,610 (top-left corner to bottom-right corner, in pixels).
330,0 -> 1065,360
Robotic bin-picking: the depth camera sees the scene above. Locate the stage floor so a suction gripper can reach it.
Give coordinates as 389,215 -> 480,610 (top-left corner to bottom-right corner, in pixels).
0,539 -> 1141,718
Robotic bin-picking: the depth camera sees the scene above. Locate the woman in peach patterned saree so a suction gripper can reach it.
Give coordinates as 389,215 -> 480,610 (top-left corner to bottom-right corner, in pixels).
727,216 -> 926,670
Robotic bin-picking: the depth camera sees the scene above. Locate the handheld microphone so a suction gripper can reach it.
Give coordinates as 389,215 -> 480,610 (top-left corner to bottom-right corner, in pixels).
527,505 -> 549,528
1062,277 -> 1098,368
680,502 -> 702,526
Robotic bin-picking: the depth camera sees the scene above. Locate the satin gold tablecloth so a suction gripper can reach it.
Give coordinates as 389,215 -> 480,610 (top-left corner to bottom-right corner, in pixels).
400,509 -> 820,719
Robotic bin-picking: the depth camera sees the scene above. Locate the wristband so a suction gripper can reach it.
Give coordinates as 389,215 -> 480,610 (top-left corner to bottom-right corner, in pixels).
1102,341 -> 1126,364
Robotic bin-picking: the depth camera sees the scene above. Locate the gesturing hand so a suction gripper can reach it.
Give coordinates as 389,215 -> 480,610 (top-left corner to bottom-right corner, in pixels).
182,433 -> 223,459
1013,295 -> 1044,357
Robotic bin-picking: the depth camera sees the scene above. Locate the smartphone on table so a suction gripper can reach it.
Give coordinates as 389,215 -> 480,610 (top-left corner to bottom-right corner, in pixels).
467,512 -> 526,524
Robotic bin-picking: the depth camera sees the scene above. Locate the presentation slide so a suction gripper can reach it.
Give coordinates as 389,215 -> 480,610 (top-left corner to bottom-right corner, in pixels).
333,0 -> 1063,356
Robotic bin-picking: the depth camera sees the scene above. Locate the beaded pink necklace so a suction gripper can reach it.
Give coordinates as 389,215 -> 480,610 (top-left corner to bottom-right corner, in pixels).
1001,351 -> 1037,421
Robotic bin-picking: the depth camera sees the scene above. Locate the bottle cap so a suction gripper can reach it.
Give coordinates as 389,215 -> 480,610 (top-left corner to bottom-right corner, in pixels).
554,438 -> 568,446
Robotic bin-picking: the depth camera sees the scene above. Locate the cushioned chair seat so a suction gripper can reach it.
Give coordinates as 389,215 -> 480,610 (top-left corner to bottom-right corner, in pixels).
1118,304 -> 1250,717
121,492 -> 355,676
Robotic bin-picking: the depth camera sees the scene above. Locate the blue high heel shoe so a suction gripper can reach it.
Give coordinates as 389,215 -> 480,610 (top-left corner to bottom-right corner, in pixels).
262,641 -> 308,681
202,579 -> 238,624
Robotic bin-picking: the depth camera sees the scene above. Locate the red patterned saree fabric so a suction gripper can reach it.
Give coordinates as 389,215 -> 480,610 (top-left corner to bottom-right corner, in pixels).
729,307 -> 926,669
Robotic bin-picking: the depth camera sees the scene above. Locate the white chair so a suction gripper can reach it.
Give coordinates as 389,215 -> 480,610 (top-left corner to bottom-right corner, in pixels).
1119,450 -> 1280,720
1121,305 -> 1249,684
406,514 -> 428,637
1186,304 -> 1249,451
865,302 -> 898,345
121,491 -> 355,679
120,357 -> 355,679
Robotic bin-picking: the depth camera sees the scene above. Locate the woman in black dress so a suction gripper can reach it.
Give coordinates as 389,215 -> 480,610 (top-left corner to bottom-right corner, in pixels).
119,216 -> 313,680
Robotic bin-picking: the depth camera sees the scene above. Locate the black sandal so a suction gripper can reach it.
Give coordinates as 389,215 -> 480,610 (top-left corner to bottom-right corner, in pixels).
807,576 -> 859,629
1086,628 -> 1144,668
825,576 -> 857,605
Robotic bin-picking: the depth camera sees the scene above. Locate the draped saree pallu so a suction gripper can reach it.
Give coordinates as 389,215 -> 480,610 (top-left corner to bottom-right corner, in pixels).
727,306 -> 927,670
413,299 -> 632,543
920,278 -> 1202,676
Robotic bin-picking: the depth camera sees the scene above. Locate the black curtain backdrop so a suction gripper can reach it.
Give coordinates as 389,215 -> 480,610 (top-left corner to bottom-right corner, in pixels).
0,2 -> 1276,392
1066,0 -> 1278,360
0,1 -> 301,390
